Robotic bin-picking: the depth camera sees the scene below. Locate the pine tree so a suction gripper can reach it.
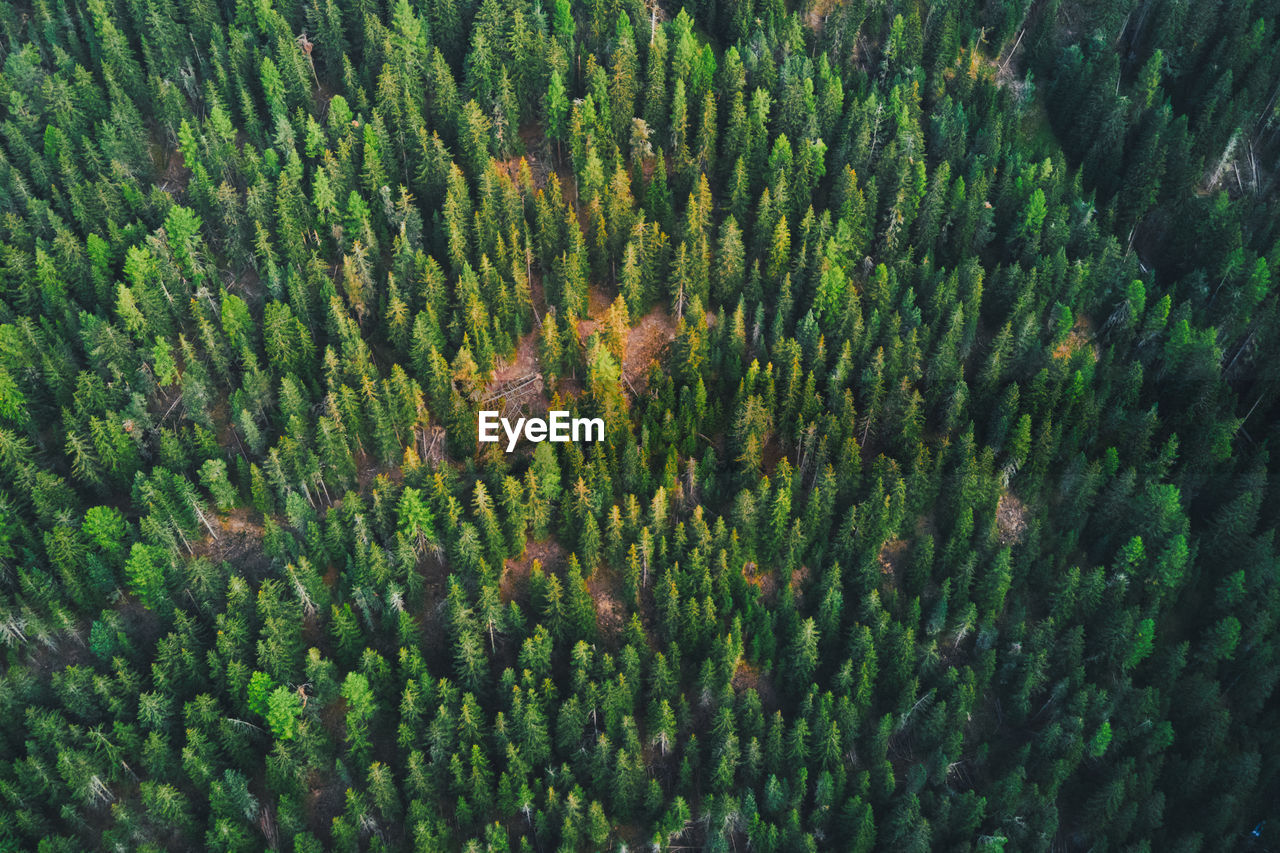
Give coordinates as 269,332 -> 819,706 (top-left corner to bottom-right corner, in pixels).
546,69 -> 570,161
125,542 -> 167,610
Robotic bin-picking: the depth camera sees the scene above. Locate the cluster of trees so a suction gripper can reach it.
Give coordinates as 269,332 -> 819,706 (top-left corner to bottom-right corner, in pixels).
0,0 -> 1277,849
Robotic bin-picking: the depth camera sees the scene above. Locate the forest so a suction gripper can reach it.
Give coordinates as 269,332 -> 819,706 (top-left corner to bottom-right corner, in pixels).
0,0 -> 1278,848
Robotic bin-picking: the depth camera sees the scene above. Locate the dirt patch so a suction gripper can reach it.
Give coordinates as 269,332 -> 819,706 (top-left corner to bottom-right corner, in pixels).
485,275 -> 558,409
485,291 -> 554,418
789,563 -> 812,596
586,285 -> 614,319
153,144 -> 191,196
878,539 -> 908,579
207,394 -> 236,452
637,152 -> 672,182
218,508 -> 261,536
802,4 -> 838,36
952,35 -> 1032,98
486,279 -> 678,403
1052,314 -> 1097,362
148,386 -> 186,428
800,0 -> 840,33
739,555 -> 815,603
493,153 -> 546,194
194,508 -> 271,576
622,308 -> 677,391
996,492 -> 1028,545
407,548 -> 453,648
586,566 -> 626,638
528,270 -> 549,320
550,162 -> 580,221
572,286 -> 617,340
732,660 -> 778,710
492,328 -> 543,385
501,538 -> 566,603
490,123 -> 554,191
356,456 -> 402,493
760,437 -> 786,473
226,266 -> 264,309
572,286 -> 677,395
741,561 -> 776,599
576,290 -> 609,340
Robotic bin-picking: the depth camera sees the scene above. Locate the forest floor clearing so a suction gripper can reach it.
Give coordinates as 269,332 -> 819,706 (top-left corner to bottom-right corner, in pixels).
878,538 -> 910,584
501,538 -> 566,604
997,492 -> 1029,544
803,0 -> 838,34
586,565 -> 627,638
491,325 -> 543,386
620,309 -> 677,390
732,659 -> 779,710
192,508 -> 270,573
491,125 -> 555,190
740,560 -> 772,598
789,563 -> 812,602
152,142 -> 191,196
488,284 -> 678,403
740,560 -> 812,605
1052,314 -> 1098,362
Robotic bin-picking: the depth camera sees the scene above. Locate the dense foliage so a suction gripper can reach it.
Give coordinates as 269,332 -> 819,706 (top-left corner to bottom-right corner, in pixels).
0,0 -> 1278,849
